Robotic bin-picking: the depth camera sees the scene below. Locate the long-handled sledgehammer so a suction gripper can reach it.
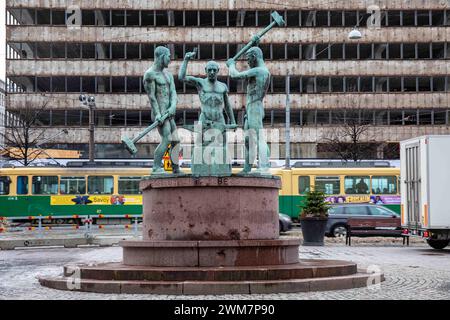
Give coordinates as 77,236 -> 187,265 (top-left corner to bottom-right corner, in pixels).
121,113 -> 171,155
230,11 -> 285,62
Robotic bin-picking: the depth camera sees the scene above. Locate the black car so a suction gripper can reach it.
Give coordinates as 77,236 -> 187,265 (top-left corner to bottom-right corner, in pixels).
326,204 -> 401,237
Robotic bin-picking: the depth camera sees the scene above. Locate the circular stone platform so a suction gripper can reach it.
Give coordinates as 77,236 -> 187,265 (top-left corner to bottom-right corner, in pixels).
39,259 -> 382,294
39,175 -> 384,294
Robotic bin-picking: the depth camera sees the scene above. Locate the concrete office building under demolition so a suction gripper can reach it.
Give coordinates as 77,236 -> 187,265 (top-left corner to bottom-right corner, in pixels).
5,0 -> 450,159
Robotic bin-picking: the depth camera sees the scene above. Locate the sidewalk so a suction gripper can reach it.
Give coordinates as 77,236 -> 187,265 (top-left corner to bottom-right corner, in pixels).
1,227 -> 428,250
0,228 -> 141,250
1,242 -> 448,299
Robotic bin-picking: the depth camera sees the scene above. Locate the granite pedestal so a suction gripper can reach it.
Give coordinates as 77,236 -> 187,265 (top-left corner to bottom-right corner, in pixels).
39,175 -> 381,294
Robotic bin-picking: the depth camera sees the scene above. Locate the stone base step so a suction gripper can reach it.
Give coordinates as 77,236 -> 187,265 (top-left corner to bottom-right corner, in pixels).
121,239 -> 301,267
62,259 -> 357,282
39,272 -> 382,295
39,258 -> 384,294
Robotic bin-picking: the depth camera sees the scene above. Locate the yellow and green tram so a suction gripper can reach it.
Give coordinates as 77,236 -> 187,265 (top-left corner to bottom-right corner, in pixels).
276,167 -> 401,219
0,166 -> 400,224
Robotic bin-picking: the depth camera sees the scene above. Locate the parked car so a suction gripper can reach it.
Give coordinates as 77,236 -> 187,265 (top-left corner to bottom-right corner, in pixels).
326,204 -> 400,237
279,213 -> 293,233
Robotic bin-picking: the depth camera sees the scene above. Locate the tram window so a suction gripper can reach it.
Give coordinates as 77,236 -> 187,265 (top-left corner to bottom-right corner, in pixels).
88,176 -> 114,195
298,176 -> 310,194
371,176 -> 398,194
0,176 -> 11,195
118,176 -> 141,194
17,176 -> 28,195
32,176 -> 58,195
314,176 -> 340,195
344,176 -> 370,194
60,176 -> 86,194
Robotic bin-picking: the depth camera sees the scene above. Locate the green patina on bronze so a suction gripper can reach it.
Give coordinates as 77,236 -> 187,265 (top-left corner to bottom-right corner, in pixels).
225,11 -> 285,176
226,47 -> 271,176
179,50 -> 237,176
122,12 -> 285,177
142,46 -> 183,176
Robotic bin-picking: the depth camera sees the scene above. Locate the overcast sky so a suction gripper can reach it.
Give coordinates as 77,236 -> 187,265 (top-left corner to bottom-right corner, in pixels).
1,0 -> 5,81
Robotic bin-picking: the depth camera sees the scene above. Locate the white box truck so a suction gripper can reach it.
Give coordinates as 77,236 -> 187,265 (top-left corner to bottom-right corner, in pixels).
401,135 -> 450,249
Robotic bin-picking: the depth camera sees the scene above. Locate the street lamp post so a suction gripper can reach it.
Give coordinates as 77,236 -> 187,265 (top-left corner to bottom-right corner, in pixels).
285,75 -> 291,169
79,94 -> 96,164
284,28 -> 363,168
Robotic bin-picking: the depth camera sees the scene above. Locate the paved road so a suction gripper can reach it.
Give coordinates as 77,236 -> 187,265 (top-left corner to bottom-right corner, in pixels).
1,242 -> 449,300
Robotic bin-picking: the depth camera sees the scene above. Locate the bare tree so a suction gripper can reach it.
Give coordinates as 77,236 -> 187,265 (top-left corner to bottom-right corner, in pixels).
379,142 -> 400,159
0,99 -> 59,166
321,109 -> 376,161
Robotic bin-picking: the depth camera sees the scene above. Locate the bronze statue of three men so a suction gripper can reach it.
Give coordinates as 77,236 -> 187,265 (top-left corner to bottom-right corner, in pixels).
122,11 -> 286,176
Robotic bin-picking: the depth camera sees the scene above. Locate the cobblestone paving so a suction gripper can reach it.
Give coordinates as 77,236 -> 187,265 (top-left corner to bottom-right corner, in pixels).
1,241 -> 449,300
0,228 -> 141,240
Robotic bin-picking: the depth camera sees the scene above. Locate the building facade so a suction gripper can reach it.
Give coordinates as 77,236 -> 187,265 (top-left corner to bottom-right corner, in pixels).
5,0 -> 450,159
0,80 -> 5,150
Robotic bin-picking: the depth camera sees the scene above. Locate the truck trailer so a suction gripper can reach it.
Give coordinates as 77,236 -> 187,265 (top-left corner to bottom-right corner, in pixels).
400,135 -> 450,249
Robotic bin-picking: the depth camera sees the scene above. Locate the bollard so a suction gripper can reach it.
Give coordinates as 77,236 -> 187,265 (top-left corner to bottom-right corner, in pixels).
37,215 -> 43,238
134,217 -> 138,236
83,216 -> 91,239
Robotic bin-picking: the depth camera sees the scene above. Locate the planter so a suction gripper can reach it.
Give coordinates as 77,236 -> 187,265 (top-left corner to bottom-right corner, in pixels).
300,217 -> 328,246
